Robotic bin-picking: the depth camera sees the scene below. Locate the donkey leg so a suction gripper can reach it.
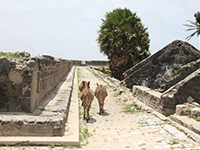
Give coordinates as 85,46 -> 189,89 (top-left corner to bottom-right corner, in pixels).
87,105 -> 91,123
102,103 -> 104,113
83,107 -> 86,119
99,102 -> 101,115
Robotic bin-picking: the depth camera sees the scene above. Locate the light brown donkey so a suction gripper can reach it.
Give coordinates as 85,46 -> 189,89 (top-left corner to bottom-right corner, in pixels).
80,81 -> 94,123
79,81 -> 88,106
79,81 -> 87,92
95,83 -> 108,115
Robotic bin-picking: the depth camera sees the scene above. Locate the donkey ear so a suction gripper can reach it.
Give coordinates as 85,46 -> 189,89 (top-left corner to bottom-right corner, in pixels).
96,83 -> 99,86
82,81 -> 85,86
87,81 -> 90,87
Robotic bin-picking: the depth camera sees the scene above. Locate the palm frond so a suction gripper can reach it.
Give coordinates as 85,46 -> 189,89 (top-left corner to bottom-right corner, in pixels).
186,30 -> 198,40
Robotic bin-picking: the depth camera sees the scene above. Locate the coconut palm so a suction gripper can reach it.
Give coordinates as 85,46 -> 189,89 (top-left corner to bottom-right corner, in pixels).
184,11 -> 200,40
97,8 -> 150,80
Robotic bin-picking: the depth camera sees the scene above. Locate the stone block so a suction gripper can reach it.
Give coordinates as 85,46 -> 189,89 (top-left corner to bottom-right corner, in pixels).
9,69 -> 23,85
175,104 -> 186,116
191,107 -> 200,116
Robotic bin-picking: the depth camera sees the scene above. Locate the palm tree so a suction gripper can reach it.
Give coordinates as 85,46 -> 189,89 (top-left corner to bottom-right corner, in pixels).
184,11 -> 200,40
97,8 -> 150,80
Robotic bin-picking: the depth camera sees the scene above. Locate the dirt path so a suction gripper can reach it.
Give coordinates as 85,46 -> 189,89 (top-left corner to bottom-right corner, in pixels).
78,66 -> 200,150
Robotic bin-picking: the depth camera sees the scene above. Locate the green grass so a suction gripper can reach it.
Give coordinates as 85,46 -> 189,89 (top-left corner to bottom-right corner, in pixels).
168,139 -> 179,145
189,115 -> 200,122
80,128 -> 91,143
123,98 -> 128,102
48,143 -> 55,149
113,91 -> 120,97
172,68 -> 179,76
186,109 -> 200,122
124,104 -> 139,114
122,87 -> 128,91
0,52 -> 25,59
99,66 -> 109,74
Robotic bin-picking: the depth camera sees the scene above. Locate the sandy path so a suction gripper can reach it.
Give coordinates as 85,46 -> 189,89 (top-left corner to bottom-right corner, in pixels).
78,66 -> 199,150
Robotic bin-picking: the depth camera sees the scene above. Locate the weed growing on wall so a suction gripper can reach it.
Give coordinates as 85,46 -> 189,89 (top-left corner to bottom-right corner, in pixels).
0,52 -> 25,59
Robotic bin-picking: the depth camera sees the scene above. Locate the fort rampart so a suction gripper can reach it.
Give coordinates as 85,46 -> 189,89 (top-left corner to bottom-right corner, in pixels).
0,55 -> 72,112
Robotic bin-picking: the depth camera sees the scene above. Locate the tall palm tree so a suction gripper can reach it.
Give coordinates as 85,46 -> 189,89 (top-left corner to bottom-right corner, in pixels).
97,8 -> 150,80
184,11 -> 200,40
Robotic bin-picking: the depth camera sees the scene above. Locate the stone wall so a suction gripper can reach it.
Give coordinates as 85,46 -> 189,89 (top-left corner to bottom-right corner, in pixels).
0,55 -> 72,112
123,40 -> 200,91
71,60 -> 108,66
0,66 -> 75,136
160,59 -> 200,92
133,68 -> 200,116
162,68 -> 200,107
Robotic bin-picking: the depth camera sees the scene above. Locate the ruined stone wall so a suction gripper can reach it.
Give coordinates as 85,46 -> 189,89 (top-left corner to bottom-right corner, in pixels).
133,68 -> 200,116
0,55 -> 72,112
0,57 -> 31,112
123,40 -> 200,91
162,68 -> 200,108
71,60 -> 108,66
160,59 -> 200,92
35,56 -> 72,109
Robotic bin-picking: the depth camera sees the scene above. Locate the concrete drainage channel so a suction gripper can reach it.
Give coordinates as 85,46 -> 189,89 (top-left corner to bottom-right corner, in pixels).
0,66 -> 79,146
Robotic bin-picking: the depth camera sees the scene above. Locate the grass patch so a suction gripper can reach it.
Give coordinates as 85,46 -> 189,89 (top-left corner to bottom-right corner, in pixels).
123,98 -> 128,102
113,91 -> 120,97
168,139 -> 179,145
117,98 -> 121,102
0,52 -> 25,59
80,128 -> 91,144
48,143 -> 55,149
99,66 -> 109,74
124,104 -> 139,114
186,109 -> 200,122
189,115 -> 200,122
172,68 -> 179,76
122,87 -> 128,91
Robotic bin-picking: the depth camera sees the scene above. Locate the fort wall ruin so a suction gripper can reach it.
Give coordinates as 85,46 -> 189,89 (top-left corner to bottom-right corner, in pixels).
0,54 -> 72,113
127,40 -> 200,116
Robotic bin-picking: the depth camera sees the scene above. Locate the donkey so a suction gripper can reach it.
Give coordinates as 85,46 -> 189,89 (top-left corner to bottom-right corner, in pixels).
79,81 -> 88,106
79,81 -> 87,92
95,83 -> 108,115
80,81 -> 94,123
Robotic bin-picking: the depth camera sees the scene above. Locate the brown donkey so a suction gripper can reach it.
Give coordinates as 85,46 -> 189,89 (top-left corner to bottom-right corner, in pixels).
95,83 -> 108,115
79,81 -> 87,92
79,81 -> 88,106
80,81 -> 94,123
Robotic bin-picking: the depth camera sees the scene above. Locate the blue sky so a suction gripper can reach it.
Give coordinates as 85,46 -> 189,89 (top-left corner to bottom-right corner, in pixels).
0,0 -> 199,60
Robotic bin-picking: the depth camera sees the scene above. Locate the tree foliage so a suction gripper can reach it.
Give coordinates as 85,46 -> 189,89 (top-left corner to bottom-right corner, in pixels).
97,8 -> 150,80
184,11 -> 200,40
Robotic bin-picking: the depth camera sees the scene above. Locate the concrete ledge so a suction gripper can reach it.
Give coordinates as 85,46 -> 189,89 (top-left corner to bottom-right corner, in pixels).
0,136 -> 79,146
132,85 -> 176,116
170,115 -> 200,135
0,66 -> 80,145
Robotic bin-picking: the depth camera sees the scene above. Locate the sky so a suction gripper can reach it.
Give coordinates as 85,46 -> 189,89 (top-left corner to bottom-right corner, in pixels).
0,0 -> 199,60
